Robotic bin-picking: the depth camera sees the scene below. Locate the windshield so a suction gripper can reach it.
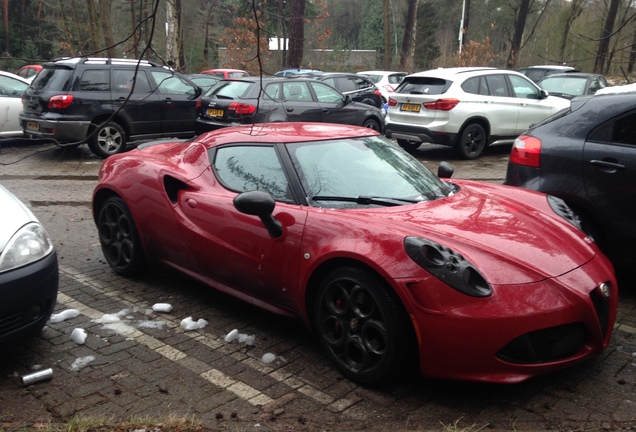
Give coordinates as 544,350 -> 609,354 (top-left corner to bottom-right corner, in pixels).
540,76 -> 588,96
287,136 -> 452,208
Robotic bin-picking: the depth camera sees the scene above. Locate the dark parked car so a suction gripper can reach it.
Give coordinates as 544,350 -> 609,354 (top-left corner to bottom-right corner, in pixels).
306,72 -> 383,108
194,76 -> 384,134
537,72 -> 608,99
505,92 -> 636,279
0,184 -> 58,345
20,57 -> 202,158
93,122 -> 616,385
517,65 -> 579,83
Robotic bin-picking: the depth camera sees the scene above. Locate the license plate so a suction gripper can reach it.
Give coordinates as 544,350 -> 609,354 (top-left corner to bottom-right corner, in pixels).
26,121 -> 40,131
206,108 -> 224,117
401,103 -> 421,112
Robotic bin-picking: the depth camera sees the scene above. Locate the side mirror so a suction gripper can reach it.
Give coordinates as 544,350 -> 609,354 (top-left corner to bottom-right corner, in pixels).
539,89 -> 549,99
233,191 -> 283,238
343,94 -> 352,105
437,161 -> 454,179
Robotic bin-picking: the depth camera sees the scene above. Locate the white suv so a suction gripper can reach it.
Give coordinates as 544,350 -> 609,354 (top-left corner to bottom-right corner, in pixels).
384,67 -> 570,159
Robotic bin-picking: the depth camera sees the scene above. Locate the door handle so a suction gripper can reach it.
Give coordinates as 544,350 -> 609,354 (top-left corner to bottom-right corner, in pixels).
164,98 -> 173,104
590,159 -> 625,173
322,109 -> 330,113
286,108 -> 294,112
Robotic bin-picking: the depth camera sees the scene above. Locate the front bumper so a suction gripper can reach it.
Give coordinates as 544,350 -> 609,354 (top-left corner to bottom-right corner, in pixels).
401,253 -> 617,383
0,252 -> 59,344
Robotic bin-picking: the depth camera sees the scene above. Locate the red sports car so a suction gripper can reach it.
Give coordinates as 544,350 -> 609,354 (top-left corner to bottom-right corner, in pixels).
92,123 -> 617,385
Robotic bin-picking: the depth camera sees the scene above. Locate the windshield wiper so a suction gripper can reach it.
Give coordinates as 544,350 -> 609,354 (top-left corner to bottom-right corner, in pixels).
311,195 -> 422,207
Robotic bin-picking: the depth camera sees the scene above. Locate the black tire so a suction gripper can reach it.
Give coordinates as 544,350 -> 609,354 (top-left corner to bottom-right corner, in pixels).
313,266 -> 416,385
362,118 -> 381,132
397,139 -> 421,151
455,123 -> 487,159
96,196 -> 145,276
88,121 -> 127,158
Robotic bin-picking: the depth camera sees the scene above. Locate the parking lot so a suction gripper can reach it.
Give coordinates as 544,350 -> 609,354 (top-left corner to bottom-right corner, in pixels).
1,138 -> 635,431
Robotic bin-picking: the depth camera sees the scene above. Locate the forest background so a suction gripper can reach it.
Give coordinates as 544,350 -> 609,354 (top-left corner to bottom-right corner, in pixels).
1,0 -> 635,83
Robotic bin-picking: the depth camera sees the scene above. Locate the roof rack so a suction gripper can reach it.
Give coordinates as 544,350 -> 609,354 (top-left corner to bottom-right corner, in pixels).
49,57 -> 165,68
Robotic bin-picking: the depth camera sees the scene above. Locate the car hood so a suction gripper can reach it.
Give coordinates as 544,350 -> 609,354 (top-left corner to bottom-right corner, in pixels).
325,181 -> 597,285
0,184 -> 36,252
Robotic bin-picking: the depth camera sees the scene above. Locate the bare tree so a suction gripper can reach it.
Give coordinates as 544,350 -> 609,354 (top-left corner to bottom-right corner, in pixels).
287,0 -> 305,68
99,0 -> 115,58
399,0 -> 419,71
2,0 -> 9,55
507,0 -> 530,69
559,0 -> 584,63
594,0 -> 620,74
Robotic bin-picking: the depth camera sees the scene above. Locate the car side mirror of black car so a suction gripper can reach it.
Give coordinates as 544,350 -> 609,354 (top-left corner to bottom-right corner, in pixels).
343,94 -> 352,105
437,161 -> 454,178
233,191 -> 283,238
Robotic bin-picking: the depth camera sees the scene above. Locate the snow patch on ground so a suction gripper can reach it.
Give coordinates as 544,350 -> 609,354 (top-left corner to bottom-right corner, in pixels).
70,355 -> 95,371
50,309 -> 80,323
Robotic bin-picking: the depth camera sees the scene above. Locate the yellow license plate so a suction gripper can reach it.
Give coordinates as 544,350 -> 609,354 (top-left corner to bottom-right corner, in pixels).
401,103 -> 421,112
206,108 -> 224,117
26,121 -> 40,131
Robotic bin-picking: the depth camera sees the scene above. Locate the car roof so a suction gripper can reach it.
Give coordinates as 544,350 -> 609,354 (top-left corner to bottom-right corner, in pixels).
358,70 -> 407,75
406,67 -> 499,79
196,122 -> 379,147
539,72 -> 600,79
519,65 -> 578,71
0,70 -> 29,83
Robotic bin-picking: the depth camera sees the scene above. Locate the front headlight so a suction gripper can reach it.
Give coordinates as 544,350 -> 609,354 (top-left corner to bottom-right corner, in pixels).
0,222 -> 55,272
547,195 -> 583,231
404,236 -> 492,297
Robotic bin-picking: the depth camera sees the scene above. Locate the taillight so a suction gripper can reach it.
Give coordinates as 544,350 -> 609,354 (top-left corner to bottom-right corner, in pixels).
510,135 -> 541,168
48,95 -> 74,109
195,99 -> 201,109
388,97 -> 398,107
374,89 -> 382,98
382,84 -> 395,93
228,102 -> 256,115
423,98 -> 459,111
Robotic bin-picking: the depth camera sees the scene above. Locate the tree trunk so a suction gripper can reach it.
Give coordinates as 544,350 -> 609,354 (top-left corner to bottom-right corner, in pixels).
559,0 -> 584,63
2,0 -> 9,55
399,0 -> 418,71
287,0 -> 305,68
99,0 -> 115,58
506,0 -> 530,69
594,0 -> 620,74
462,0 -> 470,48
130,0 -> 139,59
166,0 -> 178,68
85,0 -> 101,55
279,0 -> 288,67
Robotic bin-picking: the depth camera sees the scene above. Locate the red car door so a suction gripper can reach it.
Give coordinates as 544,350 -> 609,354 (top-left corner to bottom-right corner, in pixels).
176,144 -> 308,313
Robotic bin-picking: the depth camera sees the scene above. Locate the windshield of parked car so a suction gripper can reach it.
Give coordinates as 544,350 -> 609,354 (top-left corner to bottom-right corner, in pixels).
539,76 -> 589,96
287,136 -> 452,208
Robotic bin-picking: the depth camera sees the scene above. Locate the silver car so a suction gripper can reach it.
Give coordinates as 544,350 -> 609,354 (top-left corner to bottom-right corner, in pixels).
384,67 -> 570,159
0,184 -> 58,344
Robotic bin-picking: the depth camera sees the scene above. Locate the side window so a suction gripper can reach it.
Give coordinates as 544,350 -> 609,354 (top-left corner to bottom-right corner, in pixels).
309,81 -> 345,103
337,77 -> 357,93
213,145 -> 290,201
354,77 -> 372,90
508,75 -> 540,99
484,74 -> 510,97
150,70 -> 196,95
112,69 -> 151,93
461,77 -> 480,95
589,112 -> 636,146
589,78 -> 600,93
283,81 -> 311,101
80,70 -> 110,91
264,82 -> 281,101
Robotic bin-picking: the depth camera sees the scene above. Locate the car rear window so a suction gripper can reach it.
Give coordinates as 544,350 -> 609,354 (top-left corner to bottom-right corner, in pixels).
395,77 -> 451,95
205,80 -> 252,98
30,67 -> 74,92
